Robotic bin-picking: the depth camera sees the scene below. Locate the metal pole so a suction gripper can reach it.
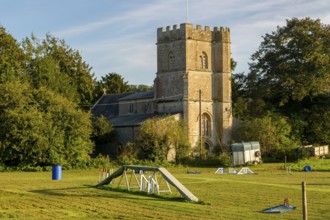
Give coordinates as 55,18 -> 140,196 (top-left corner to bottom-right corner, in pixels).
199,89 -> 202,159
186,0 -> 189,23
302,181 -> 308,220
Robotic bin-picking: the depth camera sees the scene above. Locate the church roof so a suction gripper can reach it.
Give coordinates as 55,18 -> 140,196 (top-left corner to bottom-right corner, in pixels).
91,91 -> 154,119
91,91 -> 180,127
118,91 -> 154,101
91,93 -> 131,118
109,113 -> 155,127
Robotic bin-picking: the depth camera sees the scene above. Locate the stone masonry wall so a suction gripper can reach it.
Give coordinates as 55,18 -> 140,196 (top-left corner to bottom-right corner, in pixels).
155,23 -> 232,149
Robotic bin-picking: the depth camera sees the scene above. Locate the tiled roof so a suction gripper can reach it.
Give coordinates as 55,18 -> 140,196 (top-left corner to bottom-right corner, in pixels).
118,91 -> 154,101
91,93 -> 131,118
91,91 -> 181,127
91,91 -> 154,119
109,113 -> 155,127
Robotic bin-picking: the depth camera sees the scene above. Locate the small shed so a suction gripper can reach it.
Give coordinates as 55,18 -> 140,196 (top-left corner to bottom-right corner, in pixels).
231,142 -> 261,165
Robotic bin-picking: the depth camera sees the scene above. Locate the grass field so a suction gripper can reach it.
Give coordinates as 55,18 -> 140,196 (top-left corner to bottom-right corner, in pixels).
0,163 -> 329,219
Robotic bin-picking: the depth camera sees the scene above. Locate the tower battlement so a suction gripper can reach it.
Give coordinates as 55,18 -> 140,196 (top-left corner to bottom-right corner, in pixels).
157,23 -> 230,43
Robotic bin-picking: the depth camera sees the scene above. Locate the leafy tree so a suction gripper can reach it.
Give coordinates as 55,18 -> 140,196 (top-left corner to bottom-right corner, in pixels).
0,27 -> 98,167
304,97 -> 330,144
135,116 -> 190,163
241,17 -> 330,146
34,86 -> 94,165
22,34 -> 96,106
128,84 -> 153,92
230,58 -> 237,72
0,80 -> 93,166
0,27 -> 27,82
238,113 -> 299,159
248,17 -> 330,106
232,97 -> 249,119
232,73 -> 247,102
92,115 -> 115,144
100,72 -> 131,94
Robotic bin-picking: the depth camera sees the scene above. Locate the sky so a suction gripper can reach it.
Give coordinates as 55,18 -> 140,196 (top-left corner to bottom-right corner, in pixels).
0,0 -> 329,85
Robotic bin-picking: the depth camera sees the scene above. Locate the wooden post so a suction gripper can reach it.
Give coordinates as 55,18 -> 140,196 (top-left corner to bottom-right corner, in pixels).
302,181 -> 307,220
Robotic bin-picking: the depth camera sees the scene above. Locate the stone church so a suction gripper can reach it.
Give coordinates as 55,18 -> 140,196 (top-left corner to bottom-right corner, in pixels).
92,23 -> 232,157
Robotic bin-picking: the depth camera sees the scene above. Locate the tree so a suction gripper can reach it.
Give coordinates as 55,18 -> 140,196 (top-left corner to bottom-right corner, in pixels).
0,80 -> 94,167
0,27 -> 27,82
232,73 -> 247,102
22,34 -> 96,106
100,72 -> 131,94
134,116 -> 190,163
238,113 -> 299,159
242,17 -> 330,146
128,84 -> 153,92
248,17 -> 330,106
304,96 -> 330,144
92,115 -> 115,144
0,27 -> 96,167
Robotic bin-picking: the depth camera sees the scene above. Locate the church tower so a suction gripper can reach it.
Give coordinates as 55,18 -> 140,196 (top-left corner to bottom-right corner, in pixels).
154,23 -> 232,153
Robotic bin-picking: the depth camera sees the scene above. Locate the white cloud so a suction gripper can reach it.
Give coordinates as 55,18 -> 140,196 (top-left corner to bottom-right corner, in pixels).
4,0 -> 329,84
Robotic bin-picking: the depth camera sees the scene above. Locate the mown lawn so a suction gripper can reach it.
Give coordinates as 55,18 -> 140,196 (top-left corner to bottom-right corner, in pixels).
0,163 -> 329,219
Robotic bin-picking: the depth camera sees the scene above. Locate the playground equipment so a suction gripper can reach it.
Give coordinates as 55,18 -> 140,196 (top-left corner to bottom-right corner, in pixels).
96,165 -> 199,202
237,167 -> 254,174
215,168 -> 224,174
98,168 -> 114,182
186,170 -> 201,174
214,167 -> 254,174
262,198 -> 296,213
262,204 -> 296,213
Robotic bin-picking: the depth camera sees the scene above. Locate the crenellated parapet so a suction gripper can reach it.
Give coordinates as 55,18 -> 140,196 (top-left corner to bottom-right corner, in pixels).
213,27 -> 230,43
157,23 -> 230,43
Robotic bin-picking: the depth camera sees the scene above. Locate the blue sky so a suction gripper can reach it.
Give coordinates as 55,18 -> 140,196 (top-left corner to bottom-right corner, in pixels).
1,0 -> 329,85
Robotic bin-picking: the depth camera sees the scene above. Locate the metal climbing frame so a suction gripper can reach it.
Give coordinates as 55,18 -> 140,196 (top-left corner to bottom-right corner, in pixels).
96,165 -> 198,202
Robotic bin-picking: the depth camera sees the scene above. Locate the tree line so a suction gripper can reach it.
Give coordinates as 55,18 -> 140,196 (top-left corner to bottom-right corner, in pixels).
0,27 -> 151,167
233,17 -> 330,161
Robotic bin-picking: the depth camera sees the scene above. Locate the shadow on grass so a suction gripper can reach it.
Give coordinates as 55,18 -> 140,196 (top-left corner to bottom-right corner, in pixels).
29,184 -> 203,204
93,185 -> 188,202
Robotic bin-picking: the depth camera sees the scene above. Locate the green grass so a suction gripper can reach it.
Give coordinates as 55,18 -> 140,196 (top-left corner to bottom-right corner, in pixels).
0,163 -> 329,219
289,158 -> 330,171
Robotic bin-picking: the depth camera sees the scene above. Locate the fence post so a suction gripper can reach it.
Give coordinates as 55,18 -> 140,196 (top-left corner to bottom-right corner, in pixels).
302,181 -> 307,220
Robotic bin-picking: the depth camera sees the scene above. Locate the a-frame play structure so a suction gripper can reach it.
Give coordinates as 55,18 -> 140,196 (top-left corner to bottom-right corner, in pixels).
96,165 -> 199,202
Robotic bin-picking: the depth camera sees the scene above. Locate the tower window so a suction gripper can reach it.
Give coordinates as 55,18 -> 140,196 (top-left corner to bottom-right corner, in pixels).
168,51 -> 175,69
200,52 -> 208,69
202,113 -> 211,137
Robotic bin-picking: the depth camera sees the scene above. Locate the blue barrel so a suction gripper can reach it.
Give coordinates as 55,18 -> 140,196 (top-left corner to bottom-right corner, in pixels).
52,165 -> 62,180
304,165 -> 312,172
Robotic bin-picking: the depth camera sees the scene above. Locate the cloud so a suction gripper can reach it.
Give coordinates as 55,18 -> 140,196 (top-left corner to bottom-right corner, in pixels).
54,0 -> 183,38
42,0 -> 330,83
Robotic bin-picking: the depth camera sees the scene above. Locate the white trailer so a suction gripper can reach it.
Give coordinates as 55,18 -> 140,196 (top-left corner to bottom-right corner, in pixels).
301,145 -> 329,157
231,142 -> 261,165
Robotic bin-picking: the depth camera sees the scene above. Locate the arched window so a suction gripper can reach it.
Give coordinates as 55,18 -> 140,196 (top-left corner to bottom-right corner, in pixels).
168,51 -> 175,69
202,113 -> 211,137
200,52 -> 208,69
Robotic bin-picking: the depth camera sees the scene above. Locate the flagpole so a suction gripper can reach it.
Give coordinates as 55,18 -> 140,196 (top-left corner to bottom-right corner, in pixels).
186,0 -> 189,23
